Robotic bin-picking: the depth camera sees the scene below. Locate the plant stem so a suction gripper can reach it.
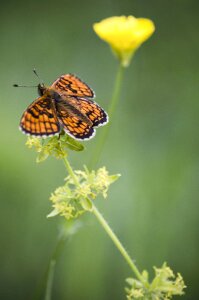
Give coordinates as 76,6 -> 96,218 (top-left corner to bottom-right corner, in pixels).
89,63 -> 125,169
62,156 -> 146,285
33,227 -> 69,300
92,205 -> 145,285
63,156 -> 79,186
45,260 -> 56,300
44,227 -> 70,300
108,63 -> 125,119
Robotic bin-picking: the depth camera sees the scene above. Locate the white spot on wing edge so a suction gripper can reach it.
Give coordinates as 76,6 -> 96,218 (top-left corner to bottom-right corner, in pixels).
93,111 -> 109,128
63,127 -> 96,141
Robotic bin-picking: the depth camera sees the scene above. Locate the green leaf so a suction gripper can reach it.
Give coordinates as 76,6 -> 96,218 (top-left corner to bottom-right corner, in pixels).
80,197 -> 93,211
36,151 -> 49,163
62,135 -> 84,151
47,208 -> 60,218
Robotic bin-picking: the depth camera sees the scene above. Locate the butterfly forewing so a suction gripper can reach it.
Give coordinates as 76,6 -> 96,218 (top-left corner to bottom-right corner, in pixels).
20,96 -> 60,136
51,74 -> 95,98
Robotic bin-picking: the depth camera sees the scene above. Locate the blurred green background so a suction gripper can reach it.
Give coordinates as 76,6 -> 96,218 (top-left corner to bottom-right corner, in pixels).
0,0 -> 198,299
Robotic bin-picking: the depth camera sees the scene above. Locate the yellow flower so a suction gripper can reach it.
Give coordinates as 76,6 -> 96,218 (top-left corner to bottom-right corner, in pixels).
93,16 -> 155,67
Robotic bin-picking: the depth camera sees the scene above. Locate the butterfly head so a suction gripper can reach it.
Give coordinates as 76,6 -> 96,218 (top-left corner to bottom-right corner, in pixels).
38,83 -> 47,96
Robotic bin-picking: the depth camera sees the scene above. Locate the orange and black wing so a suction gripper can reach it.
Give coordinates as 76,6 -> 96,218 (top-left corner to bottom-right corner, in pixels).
55,101 -> 95,140
51,74 -> 95,98
64,97 -> 108,127
20,96 -> 60,136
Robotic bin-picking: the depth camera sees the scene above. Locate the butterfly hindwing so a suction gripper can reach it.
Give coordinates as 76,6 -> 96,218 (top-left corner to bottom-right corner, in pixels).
64,96 -> 108,127
55,101 -> 95,140
51,74 -> 95,98
20,96 -> 60,136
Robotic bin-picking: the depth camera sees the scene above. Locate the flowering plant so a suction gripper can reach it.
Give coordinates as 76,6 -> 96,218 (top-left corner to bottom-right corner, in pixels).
93,16 -> 155,67
19,14 -> 185,300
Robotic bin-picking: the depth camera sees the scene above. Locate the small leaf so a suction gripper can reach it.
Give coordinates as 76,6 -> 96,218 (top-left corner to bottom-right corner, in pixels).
47,208 -> 60,218
36,151 -> 49,163
63,135 -> 84,151
80,197 -> 93,211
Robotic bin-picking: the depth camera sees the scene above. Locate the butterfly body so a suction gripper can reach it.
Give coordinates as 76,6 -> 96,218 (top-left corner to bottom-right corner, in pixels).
19,74 -> 108,140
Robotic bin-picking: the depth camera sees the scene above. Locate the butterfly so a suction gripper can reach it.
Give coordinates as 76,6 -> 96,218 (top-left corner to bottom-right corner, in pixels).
19,74 -> 108,140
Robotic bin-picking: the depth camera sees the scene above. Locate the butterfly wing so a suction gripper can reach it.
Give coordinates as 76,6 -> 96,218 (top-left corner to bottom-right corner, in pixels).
20,96 -> 60,136
51,74 -> 95,98
63,97 -> 108,128
55,100 -> 95,140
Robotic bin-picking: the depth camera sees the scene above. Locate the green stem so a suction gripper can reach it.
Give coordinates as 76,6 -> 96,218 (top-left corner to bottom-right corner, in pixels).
63,156 -> 79,186
108,63 -> 125,119
45,260 -> 56,300
33,228 -> 68,300
42,157 -> 80,300
89,63 -> 125,169
62,156 -> 146,285
92,205 -> 145,285
44,228 -> 69,300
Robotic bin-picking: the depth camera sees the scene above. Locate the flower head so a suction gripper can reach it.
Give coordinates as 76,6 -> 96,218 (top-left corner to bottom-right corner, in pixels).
125,263 -> 186,300
26,134 -> 84,163
48,167 -> 120,220
93,15 -> 155,67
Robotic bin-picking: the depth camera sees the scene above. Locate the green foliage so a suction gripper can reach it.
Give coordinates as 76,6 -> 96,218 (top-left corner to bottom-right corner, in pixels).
26,133 -> 84,162
48,166 -> 120,220
125,263 -> 186,300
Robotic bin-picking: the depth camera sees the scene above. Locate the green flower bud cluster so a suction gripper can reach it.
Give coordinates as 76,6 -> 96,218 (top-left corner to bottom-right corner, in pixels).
48,166 -> 120,220
125,263 -> 186,300
26,133 -> 84,163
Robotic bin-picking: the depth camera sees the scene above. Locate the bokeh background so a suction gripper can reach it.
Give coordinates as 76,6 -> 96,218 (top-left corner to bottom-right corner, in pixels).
0,0 -> 198,299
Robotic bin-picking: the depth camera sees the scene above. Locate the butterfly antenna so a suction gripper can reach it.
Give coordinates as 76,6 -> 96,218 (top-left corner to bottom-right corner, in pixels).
33,68 -> 44,86
13,84 -> 37,88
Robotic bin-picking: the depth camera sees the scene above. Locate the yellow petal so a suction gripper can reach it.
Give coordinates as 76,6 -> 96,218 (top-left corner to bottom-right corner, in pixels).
93,16 -> 155,67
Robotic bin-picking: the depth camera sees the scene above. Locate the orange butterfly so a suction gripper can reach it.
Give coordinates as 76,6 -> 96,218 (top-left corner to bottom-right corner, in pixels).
18,73 -> 108,140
